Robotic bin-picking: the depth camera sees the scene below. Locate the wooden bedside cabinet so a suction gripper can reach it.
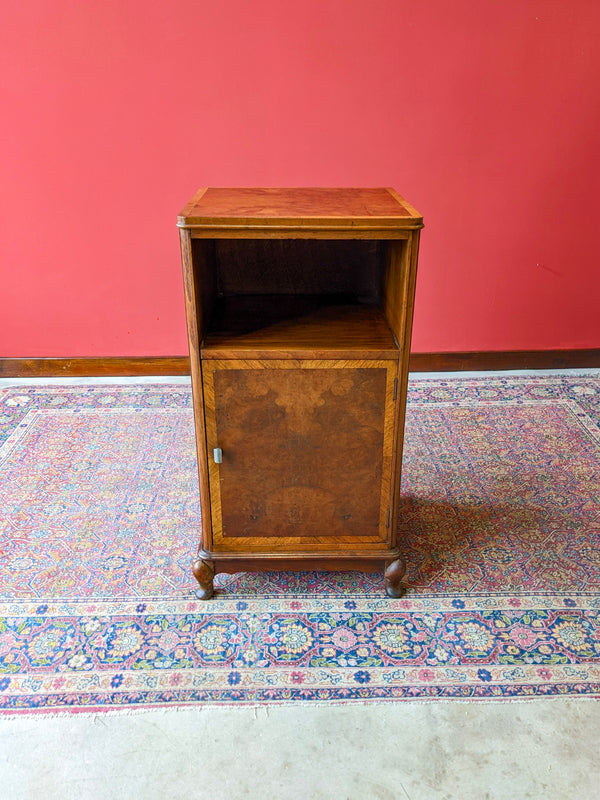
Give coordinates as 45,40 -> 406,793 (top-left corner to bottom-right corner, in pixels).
177,188 -> 423,599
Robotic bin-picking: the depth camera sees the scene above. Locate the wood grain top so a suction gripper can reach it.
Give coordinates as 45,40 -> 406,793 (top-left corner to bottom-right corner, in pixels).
178,188 -> 422,230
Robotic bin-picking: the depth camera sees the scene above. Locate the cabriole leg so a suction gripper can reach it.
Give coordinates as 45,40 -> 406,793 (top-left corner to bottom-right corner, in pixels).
193,557 -> 215,600
384,557 -> 406,598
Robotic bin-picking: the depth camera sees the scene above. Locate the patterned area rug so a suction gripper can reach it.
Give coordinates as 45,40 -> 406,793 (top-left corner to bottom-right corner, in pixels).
1,375 -> 599,714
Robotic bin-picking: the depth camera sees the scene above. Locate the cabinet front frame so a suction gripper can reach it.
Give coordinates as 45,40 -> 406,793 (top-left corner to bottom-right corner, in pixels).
201,358 -> 399,554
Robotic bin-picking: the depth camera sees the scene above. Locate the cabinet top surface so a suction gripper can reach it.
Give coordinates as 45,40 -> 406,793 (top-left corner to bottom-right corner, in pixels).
177,188 -> 422,230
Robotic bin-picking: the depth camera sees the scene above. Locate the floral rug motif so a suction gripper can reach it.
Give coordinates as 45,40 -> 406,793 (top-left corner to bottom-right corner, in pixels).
1,376 -> 599,713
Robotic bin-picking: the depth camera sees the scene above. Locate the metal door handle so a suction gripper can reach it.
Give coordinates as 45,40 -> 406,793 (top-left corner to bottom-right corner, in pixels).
213,447 -> 223,464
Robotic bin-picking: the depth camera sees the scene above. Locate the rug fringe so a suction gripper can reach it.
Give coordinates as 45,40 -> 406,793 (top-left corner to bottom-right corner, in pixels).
1,694 -> 598,723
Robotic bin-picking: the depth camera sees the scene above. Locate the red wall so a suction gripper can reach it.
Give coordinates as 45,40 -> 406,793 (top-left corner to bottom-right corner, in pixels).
2,0 -> 599,357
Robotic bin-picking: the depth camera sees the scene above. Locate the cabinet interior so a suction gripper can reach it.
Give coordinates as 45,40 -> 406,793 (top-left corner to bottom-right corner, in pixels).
191,237 -> 408,352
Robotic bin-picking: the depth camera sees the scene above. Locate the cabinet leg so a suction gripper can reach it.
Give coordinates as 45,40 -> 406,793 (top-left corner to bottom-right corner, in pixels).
193,557 -> 215,600
384,558 -> 406,598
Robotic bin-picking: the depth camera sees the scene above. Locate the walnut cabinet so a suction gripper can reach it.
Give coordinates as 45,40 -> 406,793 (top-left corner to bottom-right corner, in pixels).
177,188 -> 423,598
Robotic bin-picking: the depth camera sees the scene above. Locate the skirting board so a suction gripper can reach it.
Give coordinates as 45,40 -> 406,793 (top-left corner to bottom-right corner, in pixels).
1,350 -> 599,377
0,357 -> 191,378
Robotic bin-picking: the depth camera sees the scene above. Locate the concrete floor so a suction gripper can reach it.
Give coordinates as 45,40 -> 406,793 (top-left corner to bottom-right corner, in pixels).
2,372 -> 599,799
1,700 -> 599,799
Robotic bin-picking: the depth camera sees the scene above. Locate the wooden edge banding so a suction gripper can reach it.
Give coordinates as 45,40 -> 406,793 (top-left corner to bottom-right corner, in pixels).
198,547 -> 400,562
187,227 -> 417,239
177,187 -> 208,223
200,349 -> 399,361
385,188 -> 424,221
1,350 -> 598,378
211,558 -> 388,575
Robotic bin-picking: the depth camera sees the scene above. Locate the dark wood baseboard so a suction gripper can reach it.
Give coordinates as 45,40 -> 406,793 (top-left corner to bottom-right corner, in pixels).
0,357 -> 191,378
409,349 -> 600,372
0,350 -> 599,378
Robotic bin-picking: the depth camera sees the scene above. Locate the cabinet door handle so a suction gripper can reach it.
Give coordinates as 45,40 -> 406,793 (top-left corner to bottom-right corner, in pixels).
213,447 -> 223,464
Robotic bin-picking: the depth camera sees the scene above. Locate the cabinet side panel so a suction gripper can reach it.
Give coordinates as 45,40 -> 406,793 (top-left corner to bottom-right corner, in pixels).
382,240 -> 407,346
190,238 -> 217,341
386,231 -> 421,547
382,235 -> 420,355
179,228 -> 213,547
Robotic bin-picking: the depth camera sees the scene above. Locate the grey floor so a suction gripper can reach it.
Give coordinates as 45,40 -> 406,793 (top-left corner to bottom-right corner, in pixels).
1,700 -> 599,800
1,372 -> 599,800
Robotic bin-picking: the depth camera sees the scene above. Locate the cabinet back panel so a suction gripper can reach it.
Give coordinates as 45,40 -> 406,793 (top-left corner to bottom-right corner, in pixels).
214,239 -> 384,299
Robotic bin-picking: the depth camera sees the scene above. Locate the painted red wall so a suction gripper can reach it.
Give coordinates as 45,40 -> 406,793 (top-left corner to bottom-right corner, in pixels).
1,0 -> 599,357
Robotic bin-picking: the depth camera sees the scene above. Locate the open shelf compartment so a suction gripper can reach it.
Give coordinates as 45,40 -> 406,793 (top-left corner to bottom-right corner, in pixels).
192,237 -> 408,359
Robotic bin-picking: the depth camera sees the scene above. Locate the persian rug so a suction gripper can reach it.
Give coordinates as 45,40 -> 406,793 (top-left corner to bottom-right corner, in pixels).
0,375 -> 599,715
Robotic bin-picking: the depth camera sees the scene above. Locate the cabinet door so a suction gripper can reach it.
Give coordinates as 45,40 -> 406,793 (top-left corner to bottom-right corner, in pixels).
202,360 -> 397,553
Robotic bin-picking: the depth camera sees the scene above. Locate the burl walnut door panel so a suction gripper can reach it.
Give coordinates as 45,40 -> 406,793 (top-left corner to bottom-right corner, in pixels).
202,360 -> 397,552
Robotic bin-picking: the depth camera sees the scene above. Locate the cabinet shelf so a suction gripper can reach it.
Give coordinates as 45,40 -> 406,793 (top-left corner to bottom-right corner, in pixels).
202,295 -> 399,359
